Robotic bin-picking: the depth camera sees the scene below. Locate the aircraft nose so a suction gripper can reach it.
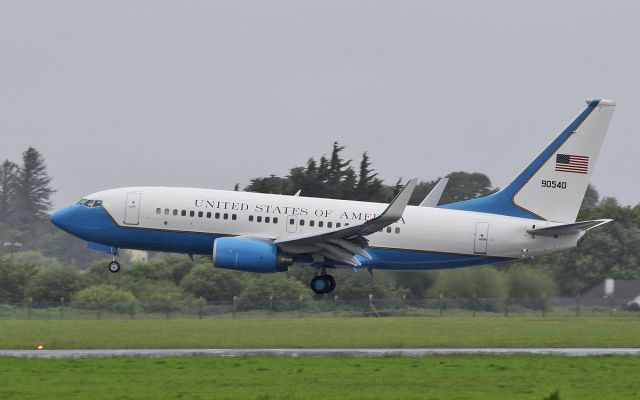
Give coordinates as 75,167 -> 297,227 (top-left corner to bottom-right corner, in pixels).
50,206 -> 76,232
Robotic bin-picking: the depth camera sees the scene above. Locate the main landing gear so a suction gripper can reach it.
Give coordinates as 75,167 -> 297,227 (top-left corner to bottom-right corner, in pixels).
310,273 -> 336,295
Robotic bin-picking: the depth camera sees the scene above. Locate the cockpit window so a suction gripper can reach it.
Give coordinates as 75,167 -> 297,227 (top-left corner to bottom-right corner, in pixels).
77,199 -> 103,208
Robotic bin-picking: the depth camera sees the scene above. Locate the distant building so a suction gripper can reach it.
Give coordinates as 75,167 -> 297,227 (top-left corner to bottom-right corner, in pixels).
581,279 -> 640,307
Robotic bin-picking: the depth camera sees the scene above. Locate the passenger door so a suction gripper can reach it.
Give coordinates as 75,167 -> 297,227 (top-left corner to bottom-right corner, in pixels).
124,192 -> 141,225
474,222 -> 489,254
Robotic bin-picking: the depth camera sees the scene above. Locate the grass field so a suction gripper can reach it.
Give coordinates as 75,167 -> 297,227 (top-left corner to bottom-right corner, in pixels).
0,355 -> 638,399
0,317 -> 638,349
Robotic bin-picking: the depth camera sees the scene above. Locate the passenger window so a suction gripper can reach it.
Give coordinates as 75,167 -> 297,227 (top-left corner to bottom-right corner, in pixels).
156,208 -> 161,214
386,227 -> 392,233
190,211 -> 195,217
273,217 -> 278,224
309,220 -> 315,227
198,211 -> 203,217
249,215 -> 254,222
207,212 -> 211,218
299,219 -> 305,226
289,218 -> 294,225
173,209 -> 178,216
257,216 -> 262,223
265,216 -> 270,223
232,214 -> 237,221
164,209 -> 170,215
336,222 -> 341,228
215,213 -> 220,219
318,221 -> 324,227
223,213 -> 228,220
181,210 -> 186,216
327,222 -> 333,228
395,227 -> 400,234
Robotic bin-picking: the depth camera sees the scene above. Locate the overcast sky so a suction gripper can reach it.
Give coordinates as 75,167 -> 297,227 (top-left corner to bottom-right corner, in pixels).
1,1 -> 637,211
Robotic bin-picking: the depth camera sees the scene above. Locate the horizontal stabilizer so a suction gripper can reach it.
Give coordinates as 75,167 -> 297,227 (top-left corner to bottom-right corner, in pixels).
420,178 -> 448,207
527,219 -> 612,236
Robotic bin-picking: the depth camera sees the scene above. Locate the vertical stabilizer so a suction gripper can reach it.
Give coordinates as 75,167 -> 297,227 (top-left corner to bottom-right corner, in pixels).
442,99 -> 615,222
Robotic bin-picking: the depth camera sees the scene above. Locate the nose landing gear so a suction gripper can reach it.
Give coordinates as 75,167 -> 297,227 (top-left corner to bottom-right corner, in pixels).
310,273 -> 336,294
108,261 -> 121,273
108,251 -> 121,273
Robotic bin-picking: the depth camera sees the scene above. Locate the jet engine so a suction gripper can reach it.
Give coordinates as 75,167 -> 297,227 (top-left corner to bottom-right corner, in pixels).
212,237 -> 292,273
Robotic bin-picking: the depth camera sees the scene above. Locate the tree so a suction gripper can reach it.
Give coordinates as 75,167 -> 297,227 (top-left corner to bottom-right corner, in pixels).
181,264 -> 247,300
581,184 -> 600,210
27,266 -> 83,303
12,148 -> 55,229
429,268 -> 508,311
355,152 -> 386,202
0,257 -> 37,302
440,172 -> 497,204
0,160 -> 18,223
238,274 -> 308,303
505,267 -> 557,310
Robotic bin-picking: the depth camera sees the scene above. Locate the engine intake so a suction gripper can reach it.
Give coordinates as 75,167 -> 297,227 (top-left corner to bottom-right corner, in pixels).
212,237 -> 292,273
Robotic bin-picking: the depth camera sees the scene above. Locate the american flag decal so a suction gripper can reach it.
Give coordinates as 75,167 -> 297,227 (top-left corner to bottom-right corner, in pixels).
555,154 -> 589,174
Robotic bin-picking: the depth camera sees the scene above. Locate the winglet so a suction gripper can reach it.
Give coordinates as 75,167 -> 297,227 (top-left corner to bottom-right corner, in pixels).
419,178 -> 448,207
377,179 -> 417,222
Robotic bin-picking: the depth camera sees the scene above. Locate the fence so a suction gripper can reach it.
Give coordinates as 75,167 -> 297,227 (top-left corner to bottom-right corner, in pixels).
0,295 -> 637,320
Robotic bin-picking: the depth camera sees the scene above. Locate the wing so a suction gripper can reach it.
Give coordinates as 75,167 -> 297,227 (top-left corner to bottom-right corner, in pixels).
419,178 -> 448,207
274,179 -> 417,267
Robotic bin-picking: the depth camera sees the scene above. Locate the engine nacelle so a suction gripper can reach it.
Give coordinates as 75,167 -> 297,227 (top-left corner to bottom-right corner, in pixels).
212,237 -> 292,273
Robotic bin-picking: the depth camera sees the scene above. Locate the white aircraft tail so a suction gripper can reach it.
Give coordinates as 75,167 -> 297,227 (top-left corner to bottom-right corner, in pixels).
443,99 -> 615,222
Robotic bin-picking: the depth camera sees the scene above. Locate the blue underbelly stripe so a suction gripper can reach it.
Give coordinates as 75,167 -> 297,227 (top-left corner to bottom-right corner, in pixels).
72,207 -> 510,270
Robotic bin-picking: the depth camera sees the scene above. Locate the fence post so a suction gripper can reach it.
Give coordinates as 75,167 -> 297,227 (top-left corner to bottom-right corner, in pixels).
59,297 -> 65,320
504,297 -> 509,317
97,304 -> 102,320
402,294 -> 407,316
298,295 -> 304,318
268,295 -> 273,318
129,303 -> 135,320
541,294 -> 546,318
165,302 -> 170,320
439,293 -> 444,317
575,294 -> 581,317
609,296 -> 614,316
472,293 -> 477,317
27,297 -> 32,320
232,296 -> 237,319
198,297 -> 204,320
333,295 -> 338,318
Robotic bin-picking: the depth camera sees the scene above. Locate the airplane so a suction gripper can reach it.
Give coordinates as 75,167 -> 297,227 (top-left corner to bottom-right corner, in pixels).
51,99 -> 616,294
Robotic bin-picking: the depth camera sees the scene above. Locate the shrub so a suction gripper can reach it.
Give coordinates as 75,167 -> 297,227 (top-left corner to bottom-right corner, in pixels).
73,285 -> 137,313
429,267 -> 508,311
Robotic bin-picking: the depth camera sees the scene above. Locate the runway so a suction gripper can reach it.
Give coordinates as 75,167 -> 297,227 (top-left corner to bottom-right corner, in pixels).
1,348 -> 639,358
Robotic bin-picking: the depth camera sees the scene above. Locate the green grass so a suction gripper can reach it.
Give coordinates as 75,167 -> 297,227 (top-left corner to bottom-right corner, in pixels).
1,317 -> 638,349
0,355 -> 638,399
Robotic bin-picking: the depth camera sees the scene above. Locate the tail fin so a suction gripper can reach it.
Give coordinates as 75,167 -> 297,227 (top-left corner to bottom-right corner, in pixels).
442,99 -> 615,222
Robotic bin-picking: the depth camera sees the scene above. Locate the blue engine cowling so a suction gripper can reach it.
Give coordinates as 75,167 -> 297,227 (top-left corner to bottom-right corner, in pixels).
212,237 -> 292,273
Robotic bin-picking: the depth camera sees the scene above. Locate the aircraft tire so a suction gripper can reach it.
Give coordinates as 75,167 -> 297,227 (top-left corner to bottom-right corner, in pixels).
108,261 -> 121,273
310,276 -> 328,294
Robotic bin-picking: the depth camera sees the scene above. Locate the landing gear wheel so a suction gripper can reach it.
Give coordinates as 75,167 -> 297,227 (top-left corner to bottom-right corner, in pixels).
325,274 -> 336,293
108,261 -> 121,273
311,276 -> 328,294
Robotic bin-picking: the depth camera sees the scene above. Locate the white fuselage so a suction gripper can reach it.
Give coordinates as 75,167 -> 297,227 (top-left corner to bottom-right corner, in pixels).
80,186 -> 580,267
